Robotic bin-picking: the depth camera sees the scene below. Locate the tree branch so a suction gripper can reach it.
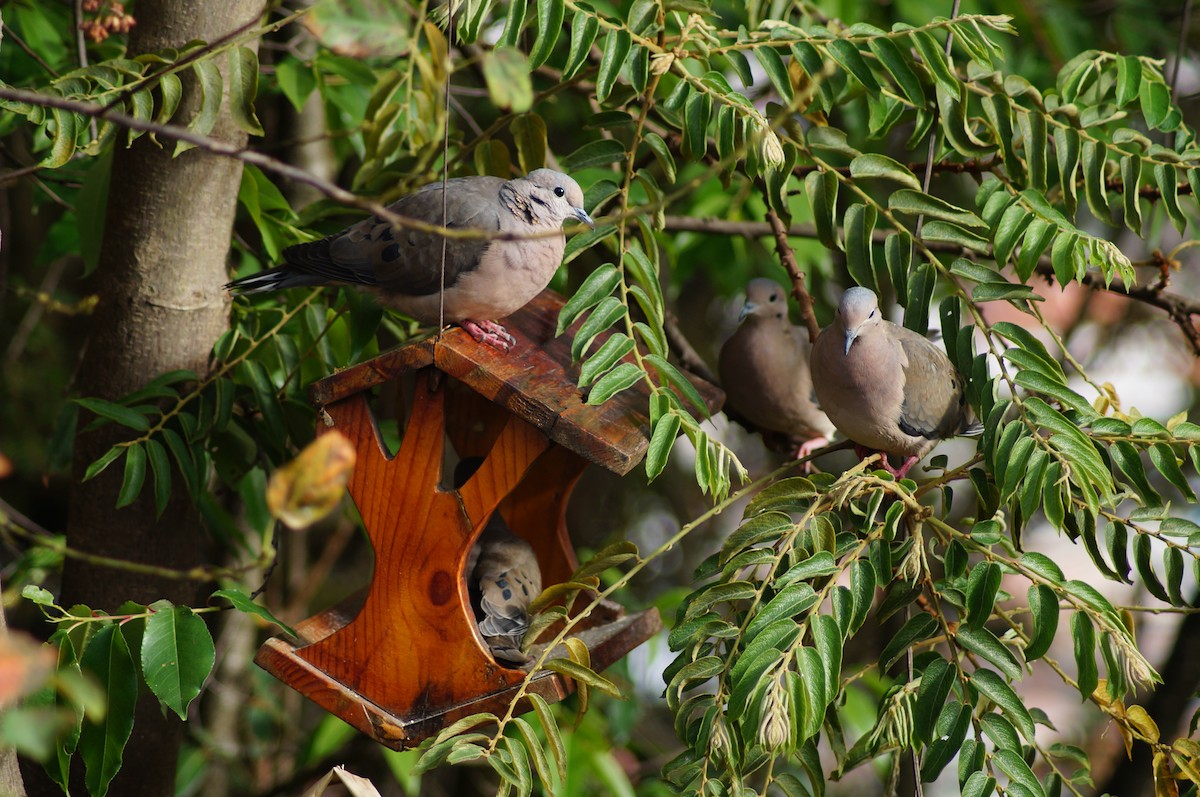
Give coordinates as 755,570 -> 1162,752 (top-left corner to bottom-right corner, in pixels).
763,206 -> 821,341
0,86 -> 568,243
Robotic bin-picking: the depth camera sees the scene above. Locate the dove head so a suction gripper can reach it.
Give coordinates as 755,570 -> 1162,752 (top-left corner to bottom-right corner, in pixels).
513,169 -> 594,229
739,278 -> 788,323
838,286 -> 881,355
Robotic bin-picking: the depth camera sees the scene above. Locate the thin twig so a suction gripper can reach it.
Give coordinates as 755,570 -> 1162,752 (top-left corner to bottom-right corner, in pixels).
763,205 -> 821,341
663,311 -> 717,384
0,86 -> 568,245
1171,0 -> 1195,106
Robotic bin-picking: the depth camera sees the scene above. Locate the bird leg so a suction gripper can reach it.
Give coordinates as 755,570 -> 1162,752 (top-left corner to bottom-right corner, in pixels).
460,319 -> 517,351
892,455 -> 920,480
853,445 -> 919,479
792,436 -> 830,473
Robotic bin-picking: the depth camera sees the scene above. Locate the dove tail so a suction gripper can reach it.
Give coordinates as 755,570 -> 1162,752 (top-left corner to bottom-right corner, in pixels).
224,266 -> 324,295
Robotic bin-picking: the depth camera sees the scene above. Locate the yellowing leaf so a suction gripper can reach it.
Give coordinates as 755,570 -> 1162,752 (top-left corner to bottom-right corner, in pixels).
267,431 -> 356,530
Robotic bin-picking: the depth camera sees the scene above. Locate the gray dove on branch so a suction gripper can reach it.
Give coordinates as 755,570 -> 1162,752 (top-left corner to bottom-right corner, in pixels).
225,169 -> 593,351
810,287 -> 976,479
718,278 -> 836,467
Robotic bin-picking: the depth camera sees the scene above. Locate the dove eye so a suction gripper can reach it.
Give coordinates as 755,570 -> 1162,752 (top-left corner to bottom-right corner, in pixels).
769,293 -> 778,301
554,186 -> 565,197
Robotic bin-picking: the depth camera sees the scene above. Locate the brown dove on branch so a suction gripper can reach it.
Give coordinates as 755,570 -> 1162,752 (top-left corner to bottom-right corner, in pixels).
809,287 -> 975,479
454,458 -> 542,666
718,278 -> 836,466
225,169 -> 593,351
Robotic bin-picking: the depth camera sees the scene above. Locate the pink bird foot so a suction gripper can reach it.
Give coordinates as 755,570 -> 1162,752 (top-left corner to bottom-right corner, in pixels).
793,436 -> 830,473
461,319 -> 517,352
853,445 -> 919,479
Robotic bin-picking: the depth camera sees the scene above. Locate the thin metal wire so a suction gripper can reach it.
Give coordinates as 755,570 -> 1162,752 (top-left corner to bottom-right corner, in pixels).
908,11 -> 960,795
438,3 -> 455,340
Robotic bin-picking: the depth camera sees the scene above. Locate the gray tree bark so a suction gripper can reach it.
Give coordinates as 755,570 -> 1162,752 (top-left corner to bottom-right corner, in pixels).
54,2 -> 266,795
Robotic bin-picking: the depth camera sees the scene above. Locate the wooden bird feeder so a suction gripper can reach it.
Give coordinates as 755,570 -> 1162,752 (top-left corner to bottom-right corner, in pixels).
255,289 -> 723,750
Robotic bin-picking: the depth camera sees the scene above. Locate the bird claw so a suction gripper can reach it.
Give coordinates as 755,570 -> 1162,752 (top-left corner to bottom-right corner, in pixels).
853,445 -> 919,479
792,436 -> 830,473
461,319 -> 517,352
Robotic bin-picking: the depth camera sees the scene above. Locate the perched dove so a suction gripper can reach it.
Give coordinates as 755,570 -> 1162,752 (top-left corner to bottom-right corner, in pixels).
809,287 -> 974,479
454,458 -> 542,666
225,169 -> 593,351
718,278 -> 836,465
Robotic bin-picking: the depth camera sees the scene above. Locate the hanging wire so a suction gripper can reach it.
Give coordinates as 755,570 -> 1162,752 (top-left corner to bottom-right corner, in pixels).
438,1 -> 455,341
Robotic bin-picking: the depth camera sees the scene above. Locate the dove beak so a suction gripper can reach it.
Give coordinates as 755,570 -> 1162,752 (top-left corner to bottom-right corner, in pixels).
573,208 -> 596,229
737,301 -> 759,322
843,327 -> 860,355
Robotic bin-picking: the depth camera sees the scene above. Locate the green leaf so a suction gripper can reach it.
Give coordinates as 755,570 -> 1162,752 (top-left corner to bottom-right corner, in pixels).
844,203 -> 878,293
914,657 -> 954,745
562,7 -> 599,80
827,38 -> 880,91
889,189 -> 985,228
1115,55 -> 1142,107
955,625 -> 1022,680
579,333 -> 636,388
115,444 -> 147,509
571,296 -> 626,362
75,397 -> 151,432
596,28 -> 631,103
754,46 -> 793,103
884,232 -> 912,300
880,612 -> 938,669
79,625 -> 137,797
228,46 -> 265,136
145,438 -> 171,519
543,657 -> 622,698
43,108 -> 78,168
529,693 -> 566,784
1082,139 -> 1112,223
587,362 -> 642,405
210,588 -> 297,637
643,132 -> 677,184
1134,533 -> 1170,602
972,668 -> 1036,741
1149,443 -> 1195,500
511,113 -> 547,173
1025,584 -> 1059,661
239,359 -> 286,446
868,35 -> 926,106
177,59 -> 223,154
529,0 -> 565,68
483,46 -> 533,112
645,354 -> 709,418
850,154 -> 921,189
1071,612 -> 1098,699
83,445 -> 126,482
141,600 -> 215,720
1120,153 -> 1143,232
965,561 -> 1002,630
682,88 -> 711,161
646,412 -> 681,481
559,138 -> 626,172
557,265 -> 620,335
805,169 -> 841,250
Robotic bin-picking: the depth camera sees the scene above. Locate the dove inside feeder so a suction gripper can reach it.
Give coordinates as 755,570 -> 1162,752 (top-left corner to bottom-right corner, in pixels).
255,289 -> 722,749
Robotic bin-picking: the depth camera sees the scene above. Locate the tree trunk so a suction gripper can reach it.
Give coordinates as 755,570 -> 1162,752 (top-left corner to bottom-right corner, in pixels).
54,2 -> 265,795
